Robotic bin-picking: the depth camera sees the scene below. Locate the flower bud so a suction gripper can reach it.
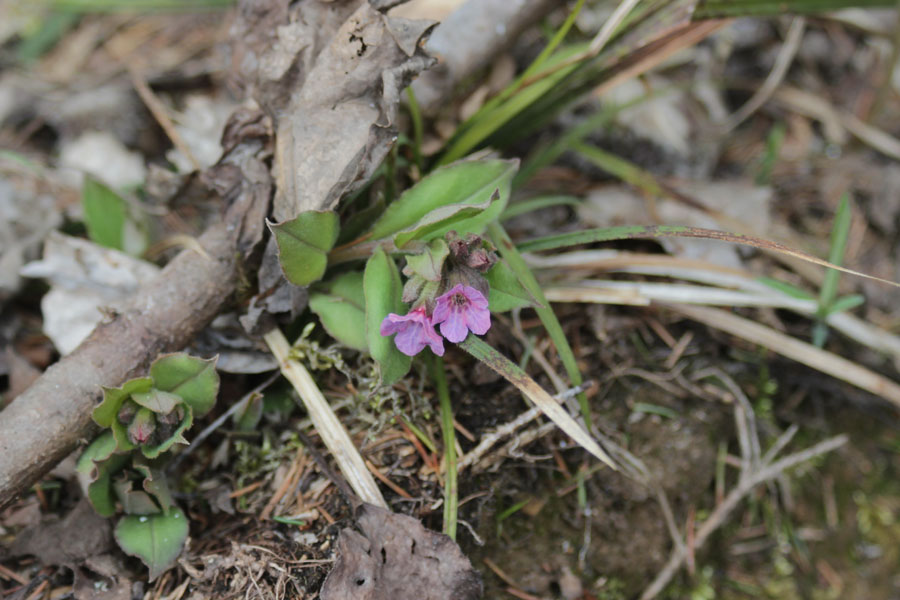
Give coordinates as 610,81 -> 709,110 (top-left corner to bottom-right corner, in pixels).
127,408 -> 157,445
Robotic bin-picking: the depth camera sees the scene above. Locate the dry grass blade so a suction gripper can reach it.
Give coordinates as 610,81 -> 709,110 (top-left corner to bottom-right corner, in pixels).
460,337 -> 617,470
669,305 -> 900,407
263,327 -> 387,508
518,223 -> 900,289
774,86 -> 900,160
722,16 -> 806,131
640,434 -> 848,600
528,250 -> 900,364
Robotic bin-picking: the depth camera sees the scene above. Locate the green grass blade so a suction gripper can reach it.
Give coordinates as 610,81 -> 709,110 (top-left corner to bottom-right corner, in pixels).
818,193 -> 852,314
501,195 -> 581,221
694,0 -> 894,18
487,222 -> 591,429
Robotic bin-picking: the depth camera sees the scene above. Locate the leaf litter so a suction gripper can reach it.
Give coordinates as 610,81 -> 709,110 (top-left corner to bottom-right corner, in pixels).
2,2 -> 900,600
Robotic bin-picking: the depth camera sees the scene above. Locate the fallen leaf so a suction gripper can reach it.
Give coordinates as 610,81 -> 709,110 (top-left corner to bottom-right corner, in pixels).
320,503 -> 482,600
10,499 -> 113,566
271,2 -> 435,218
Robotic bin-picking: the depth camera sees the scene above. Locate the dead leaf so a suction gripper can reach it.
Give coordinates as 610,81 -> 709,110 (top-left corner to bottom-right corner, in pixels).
19,232 -> 161,354
73,555 -> 133,600
271,2 -> 435,218
320,504 -> 482,600
10,499 -> 113,566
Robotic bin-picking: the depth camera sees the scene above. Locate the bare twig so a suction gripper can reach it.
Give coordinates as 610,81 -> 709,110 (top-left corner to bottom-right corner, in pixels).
0,223 -> 241,509
722,17 -> 806,132
640,434 -> 847,600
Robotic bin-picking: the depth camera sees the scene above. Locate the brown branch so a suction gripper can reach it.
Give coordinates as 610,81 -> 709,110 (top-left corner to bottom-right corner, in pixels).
0,224 -> 239,508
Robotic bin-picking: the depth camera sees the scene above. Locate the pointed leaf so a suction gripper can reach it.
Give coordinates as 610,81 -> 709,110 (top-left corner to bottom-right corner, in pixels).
76,432 -> 129,518
270,211 -> 340,286
364,245 -> 411,384
93,377 -> 153,427
115,507 -> 189,581
484,260 -> 540,312
82,176 -> 127,251
393,201 -> 489,249
133,459 -> 176,515
404,239 -> 450,282
309,271 -> 367,351
113,477 -> 161,515
150,354 -> 219,417
131,389 -> 182,414
367,158 -> 518,241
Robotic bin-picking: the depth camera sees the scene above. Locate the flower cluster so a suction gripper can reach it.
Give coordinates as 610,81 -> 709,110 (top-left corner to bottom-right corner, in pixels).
380,284 -> 490,357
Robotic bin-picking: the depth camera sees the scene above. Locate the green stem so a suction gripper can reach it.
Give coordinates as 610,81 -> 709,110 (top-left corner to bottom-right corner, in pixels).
487,222 -> 591,429
430,355 -> 457,540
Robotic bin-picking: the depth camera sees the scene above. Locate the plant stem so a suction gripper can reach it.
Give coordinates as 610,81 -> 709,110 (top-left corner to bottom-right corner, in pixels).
430,355 -> 458,540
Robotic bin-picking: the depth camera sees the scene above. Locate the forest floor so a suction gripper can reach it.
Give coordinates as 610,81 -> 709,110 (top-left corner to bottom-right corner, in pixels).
1,2 -> 899,599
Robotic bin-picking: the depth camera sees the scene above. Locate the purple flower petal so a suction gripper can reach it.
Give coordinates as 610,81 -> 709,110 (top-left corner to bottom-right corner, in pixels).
379,307 -> 444,356
432,284 -> 492,343
439,306 -> 469,343
380,313 -> 407,336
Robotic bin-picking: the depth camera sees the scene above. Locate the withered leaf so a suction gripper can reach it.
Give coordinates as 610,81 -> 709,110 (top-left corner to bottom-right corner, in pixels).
320,504 -> 482,600
272,2 -> 436,219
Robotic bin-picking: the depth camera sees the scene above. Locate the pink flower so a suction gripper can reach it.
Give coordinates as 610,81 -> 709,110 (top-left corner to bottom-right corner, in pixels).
431,284 -> 491,343
380,306 -> 445,357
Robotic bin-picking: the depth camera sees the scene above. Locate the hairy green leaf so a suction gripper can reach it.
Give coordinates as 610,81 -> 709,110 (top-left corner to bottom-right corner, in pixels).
364,246 -> 411,383
484,260 -> 539,312
309,271 -> 367,351
115,507 -> 189,581
270,211 -> 340,286
367,159 -> 518,242
150,354 -> 219,417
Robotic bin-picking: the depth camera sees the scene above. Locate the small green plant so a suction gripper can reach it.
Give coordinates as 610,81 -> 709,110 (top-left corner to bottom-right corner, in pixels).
77,353 -> 219,579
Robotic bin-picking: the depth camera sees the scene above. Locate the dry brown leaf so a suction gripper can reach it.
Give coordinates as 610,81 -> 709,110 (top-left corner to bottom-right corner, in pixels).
320,504 -> 482,600
10,499 -> 113,567
272,3 -> 435,218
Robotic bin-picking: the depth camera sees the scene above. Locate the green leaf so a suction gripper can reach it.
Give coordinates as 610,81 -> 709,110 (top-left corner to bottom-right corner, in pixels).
367,158 -> 518,242
113,477 -> 161,515
93,377 -> 154,427
115,507 -> 189,581
824,294 -> 865,316
308,272 -> 368,351
139,405 -> 193,459
501,195 -> 581,220
76,432 -> 129,518
404,239 -> 450,282
393,197 -> 492,248
131,389 -> 182,414
757,277 -> 815,300
82,176 -> 147,253
133,459 -> 176,514
489,222 -> 591,427
150,354 -> 219,417
364,246 -> 411,384
270,211 -> 340,286
484,260 -> 539,312
818,193 -> 852,313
